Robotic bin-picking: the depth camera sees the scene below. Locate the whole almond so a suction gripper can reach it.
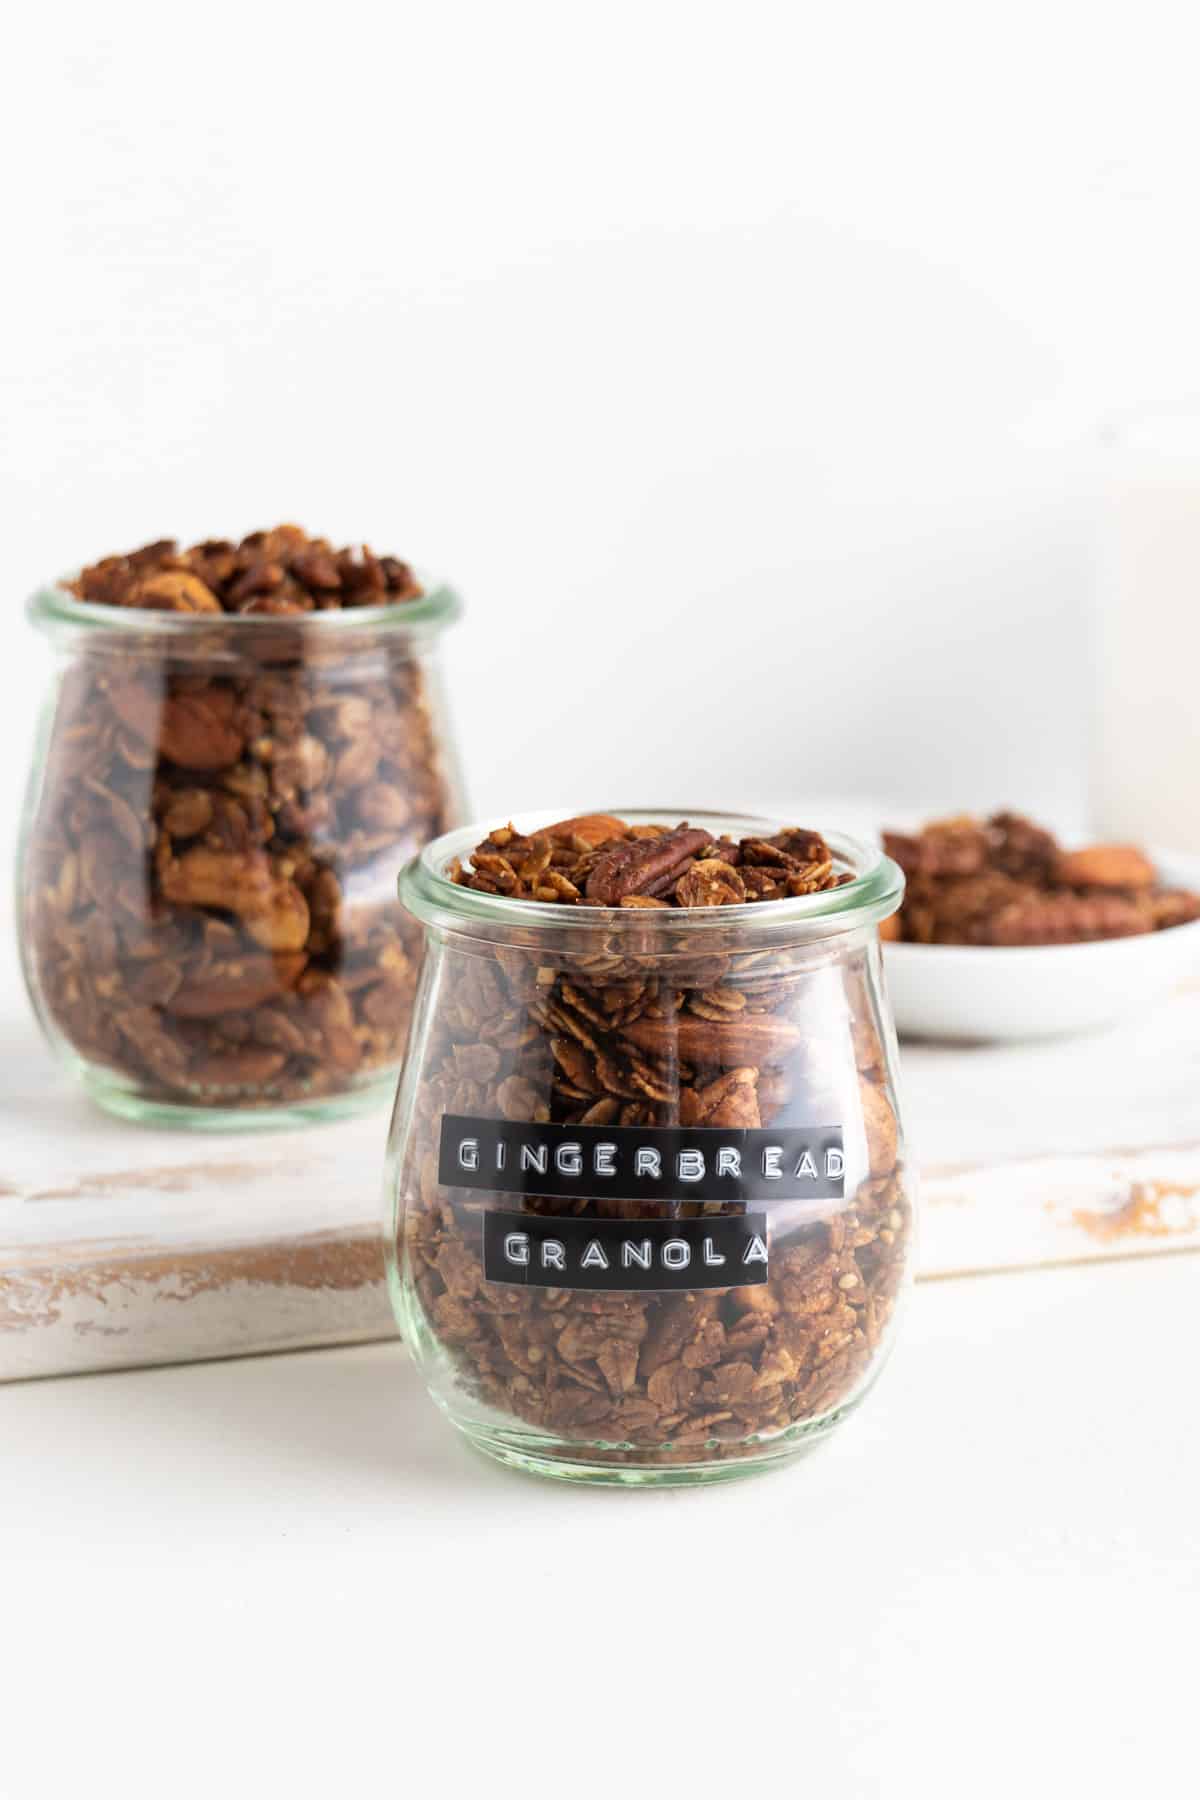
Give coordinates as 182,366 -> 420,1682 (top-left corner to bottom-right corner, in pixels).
542,812 -> 628,846
1055,844 -> 1156,890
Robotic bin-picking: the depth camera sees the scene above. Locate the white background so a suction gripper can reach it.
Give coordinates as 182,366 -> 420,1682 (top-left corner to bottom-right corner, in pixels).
5,7 -> 1200,1795
7,0 -> 1200,866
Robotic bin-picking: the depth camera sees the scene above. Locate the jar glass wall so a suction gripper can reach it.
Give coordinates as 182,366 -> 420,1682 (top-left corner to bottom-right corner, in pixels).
18,582 -> 464,1127
385,812 -> 914,1486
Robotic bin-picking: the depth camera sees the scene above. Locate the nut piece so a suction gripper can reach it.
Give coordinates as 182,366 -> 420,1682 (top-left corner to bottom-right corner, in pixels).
158,691 -> 246,771
586,826 -> 715,904
133,571 -> 222,613
543,813 -> 629,846
1054,845 -> 1156,891
623,1012 -> 802,1067
167,954 -> 307,1018
161,847 -> 310,951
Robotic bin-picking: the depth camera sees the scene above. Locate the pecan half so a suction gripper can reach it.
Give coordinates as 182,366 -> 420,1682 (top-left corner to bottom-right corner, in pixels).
585,826 -> 714,904
623,1012 -> 801,1066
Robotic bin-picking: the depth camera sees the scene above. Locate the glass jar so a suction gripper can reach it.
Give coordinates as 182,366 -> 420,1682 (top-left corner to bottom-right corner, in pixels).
385,811 -> 914,1486
18,580 -> 464,1127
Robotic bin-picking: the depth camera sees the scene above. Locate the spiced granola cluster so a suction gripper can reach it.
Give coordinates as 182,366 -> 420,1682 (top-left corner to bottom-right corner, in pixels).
69,523 -> 423,616
881,811 -> 1200,946
450,812 -> 852,906
22,526 -> 456,1110
400,814 -> 911,1467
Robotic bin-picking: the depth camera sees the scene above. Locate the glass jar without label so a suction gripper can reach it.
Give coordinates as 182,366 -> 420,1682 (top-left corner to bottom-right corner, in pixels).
18,563 -> 464,1128
385,809 -> 914,1486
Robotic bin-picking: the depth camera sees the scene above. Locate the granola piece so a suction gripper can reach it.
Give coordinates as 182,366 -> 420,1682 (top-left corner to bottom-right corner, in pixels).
132,571 -> 222,614
542,813 -> 630,846
622,1012 -> 801,1067
160,847 -> 310,952
358,784 -> 411,832
646,1360 -> 701,1412
675,859 -> 747,907
1150,889 -> 1200,931
188,1046 -> 289,1091
741,831 -> 825,867
987,811 -> 1060,882
294,971 -> 362,1071
167,953 -> 307,1018
68,527 -> 426,616
902,869 -> 1027,945
678,1067 -> 760,1128
740,866 -> 787,902
978,889 -> 1148,946
453,1043 -> 503,1083
451,818 -> 846,912
161,788 -> 215,839
883,817 -> 989,879
1054,844 -> 1156,891
596,1339 -> 641,1396
496,1074 -> 550,1122
158,690 -> 247,771
638,1295 -> 721,1379
585,826 -> 715,904
861,1079 -> 899,1178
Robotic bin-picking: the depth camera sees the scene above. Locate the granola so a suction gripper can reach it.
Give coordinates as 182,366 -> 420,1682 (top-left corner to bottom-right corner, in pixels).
396,814 -> 912,1471
881,811 -> 1200,946
21,526 -> 459,1112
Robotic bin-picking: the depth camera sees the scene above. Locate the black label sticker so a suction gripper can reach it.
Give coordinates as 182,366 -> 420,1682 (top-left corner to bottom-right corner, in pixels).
438,1115 -> 844,1204
482,1209 -> 770,1291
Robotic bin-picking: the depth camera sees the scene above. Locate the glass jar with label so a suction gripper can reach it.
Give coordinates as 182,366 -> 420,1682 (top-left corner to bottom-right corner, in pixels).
385,810 -> 913,1486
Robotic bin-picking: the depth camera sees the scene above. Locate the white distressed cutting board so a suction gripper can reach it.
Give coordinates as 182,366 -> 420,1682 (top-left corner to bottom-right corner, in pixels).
4,973 -> 1199,1382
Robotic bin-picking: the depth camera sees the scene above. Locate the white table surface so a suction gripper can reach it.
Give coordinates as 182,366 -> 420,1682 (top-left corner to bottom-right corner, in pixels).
2,1253 -> 1196,1799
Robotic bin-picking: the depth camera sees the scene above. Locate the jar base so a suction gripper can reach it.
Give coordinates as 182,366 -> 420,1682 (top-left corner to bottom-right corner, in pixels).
80,1065 -> 399,1133
453,1408 -> 854,1488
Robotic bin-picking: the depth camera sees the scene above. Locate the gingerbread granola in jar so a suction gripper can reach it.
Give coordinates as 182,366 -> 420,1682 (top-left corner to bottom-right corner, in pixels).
19,526 -> 464,1125
385,810 -> 913,1486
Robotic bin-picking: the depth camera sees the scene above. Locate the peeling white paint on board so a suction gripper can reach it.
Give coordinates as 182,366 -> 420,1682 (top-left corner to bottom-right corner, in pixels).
4,986 -> 1200,1382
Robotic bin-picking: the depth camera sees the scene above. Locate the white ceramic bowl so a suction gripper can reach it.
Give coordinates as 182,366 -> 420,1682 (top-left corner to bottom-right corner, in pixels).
882,852 -> 1200,1042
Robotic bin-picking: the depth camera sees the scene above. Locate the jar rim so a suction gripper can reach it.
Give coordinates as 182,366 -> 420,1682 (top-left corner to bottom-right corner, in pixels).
27,572 -> 462,645
399,809 -> 904,943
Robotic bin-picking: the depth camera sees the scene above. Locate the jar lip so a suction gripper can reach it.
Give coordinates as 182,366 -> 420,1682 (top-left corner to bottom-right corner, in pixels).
27,571 -> 462,644
399,809 -> 905,941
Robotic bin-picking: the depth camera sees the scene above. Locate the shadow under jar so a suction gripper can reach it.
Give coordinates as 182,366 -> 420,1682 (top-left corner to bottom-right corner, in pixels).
385,811 -> 914,1487
19,576 -> 464,1127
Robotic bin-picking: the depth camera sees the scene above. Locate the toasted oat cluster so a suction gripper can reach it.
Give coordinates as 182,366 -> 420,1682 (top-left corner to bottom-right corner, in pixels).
451,814 -> 850,907
401,813 -> 912,1467
881,811 -> 1200,946
23,526 -> 454,1110
69,523 -> 424,616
